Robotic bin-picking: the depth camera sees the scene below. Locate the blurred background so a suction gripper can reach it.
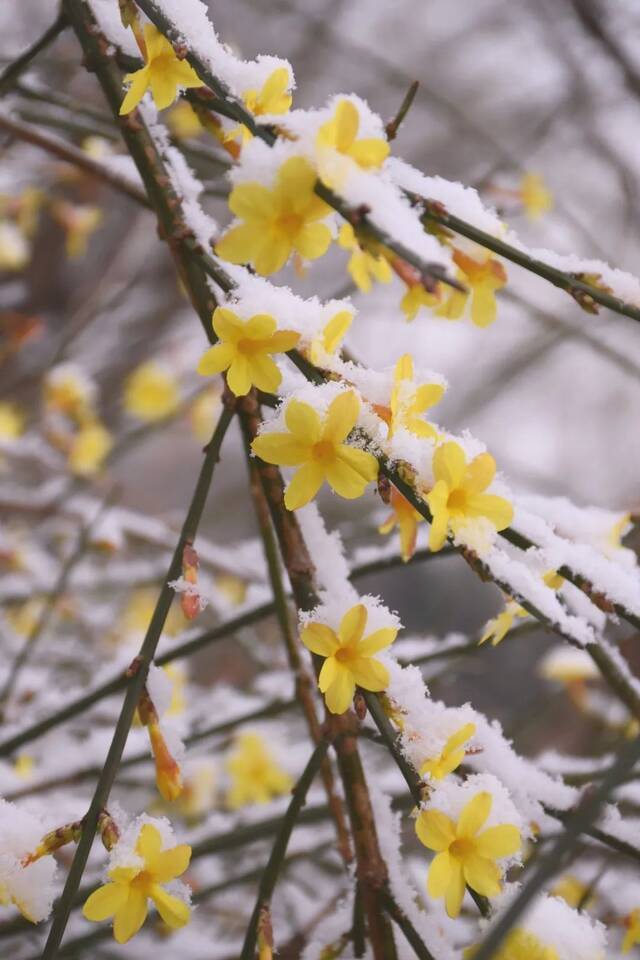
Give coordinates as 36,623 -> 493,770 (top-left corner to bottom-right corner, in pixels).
0,0 -> 639,917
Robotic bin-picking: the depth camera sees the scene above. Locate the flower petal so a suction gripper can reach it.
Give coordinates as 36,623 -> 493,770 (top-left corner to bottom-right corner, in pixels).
415,809 -> 456,852
349,656 -> 389,691
338,603 -> 368,647
318,655 -> 338,691
349,138 -> 390,169
426,850 -> 452,898
268,330 -> 300,353
323,663 -> 355,714
433,441 -> 466,487
228,183 -> 276,221
113,888 -> 148,944
149,845 -> 192,883
149,68 -> 179,111
119,68 -> 150,115
322,390 -> 360,444
149,885 -> 190,929
83,883 -> 128,922
464,452 -> 495,493
247,354 -> 282,394
356,627 -> 398,657
284,461 -> 325,510
294,222 -> 332,261
301,622 -> 339,657
475,825 -> 521,860
197,342 -> 235,376
212,307 -> 242,343
285,400 -> 322,443
458,791 -> 492,838
136,823 -> 163,861
466,493 -> 513,531
444,859 -> 466,918
226,355 -> 252,396
215,223 -> 261,266
244,313 -> 277,339
251,432 -> 309,466
463,854 -> 501,897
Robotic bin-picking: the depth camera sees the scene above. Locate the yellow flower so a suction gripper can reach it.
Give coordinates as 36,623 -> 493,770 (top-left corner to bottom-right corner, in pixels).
437,250 -> 507,328
83,822 -> 191,943
378,486 -> 424,562
148,721 -> 183,802
623,909 -> 640,953
609,512 -> 631,551
225,732 -> 293,808
189,387 -> 221,443
551,874 -> 590,909
215,156 -> 332,275
124,361 -> 181,422
520,173 -> 553,221
215,573 -> 248,606
301,602 -> 397,714
197,307 -> 299,396
52,202 -> 103,259
401,282 -> 440,321
167,100 -> 203,139
177,760 -> 216,819
481,572 -> 562,646
251,390 -> 378,510
425,441 -> 513,552
316,99 -> 389,186
337,223 -> 392,292
227,67 -> 292,144
389,353 -> 443,439
416,790 -> 521,917
309,309 -> 353,365
420,723 -> 476,781
0,221 -> 29,270
0,402 -> 24,440
465,928 -> 559,960
68,421 -> 113,476
44,364 -> 95,420
13,754 -> 35,779
120,24 -> 201,114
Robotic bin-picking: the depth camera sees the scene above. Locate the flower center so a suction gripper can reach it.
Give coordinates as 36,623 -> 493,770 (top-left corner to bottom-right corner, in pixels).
334,647 -> 354,664
449,837 -> 474,860
311,440 -> 336,464
237,337 -> 265,356
446,488 -> 467,515
276,212 -> 303,236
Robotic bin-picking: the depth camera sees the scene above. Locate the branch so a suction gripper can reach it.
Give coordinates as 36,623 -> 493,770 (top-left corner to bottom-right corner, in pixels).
0,112 -> 148,205
379,888 -> 436,960
40,402 -> 234,958
471,734 -> 640,960
240,737 -> 332,960
0,11 -> 67,95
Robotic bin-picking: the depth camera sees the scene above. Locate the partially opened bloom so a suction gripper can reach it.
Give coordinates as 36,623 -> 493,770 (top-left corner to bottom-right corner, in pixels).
378,487 -> 424,562
216,156 -> 332,275
416,790 -> 520,917
251,390 -> 378,510
480,572 -> 563,646
420,723 -> 476,781
389,353 -> 444,439
197,307 -> 299,396
309,309 -> 353,365
83,821 -> 191,943
401,282 -> 440,321
316,99 -> 389,186
124,361 -> 181,422
425,441 -> 513,551
227,67 -> 293,143
437,249 -> 507,327
225,732 -> 292,808
119,24 -> 202,114
337,223 -> 392,292
301,602 -> 397,714
520,173 -> 553,221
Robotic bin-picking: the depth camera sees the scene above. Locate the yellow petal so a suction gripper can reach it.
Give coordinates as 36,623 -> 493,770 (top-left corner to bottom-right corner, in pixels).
338,603 -> 368,647
113,888 -> 148,943
119,68 -> 150,115
444,859 -> 466,918
349,138 -> 390,169
471,285 -> 497,328
136,823 -> 163,862
323,663 -> 355,714
149,845 -> 191,883
228,182 -> 276,221
475,824 -> 521,860
458,791 -> 492,838
466,493 -> 513,530
349,656 -> 389,691
268,330 -> 300,353
334,99 -> 359,152
149,885 -> 190,929
212,307 -> 243,342
254,234 -> 291,275
197,342 -> 235,376
415,809 -> 456,852
149,68 -> 180,111
246,354 -> 282,393
215,223 -> 261,265
83,883 -> 128,922
464,452 -> 495,494
226,355 -> 252,396
318,655 -> 338,691
260,67 -> 291,110
251,432 -> 309,466
285,399 -> 322,443
301,622 -> 339,657
323,311 -> 352,353
244,313 -> 277,339
284,461 -> 325,509
446,722 -> 476,753
294,222 -> 332,261
356,627 -> 397,657
414,383 -> 445,412
322,391 -> 360,445
326,447 -> 377,499
427,850 -> 452,897
433,441 -> 466,487
463,854 -> 501,897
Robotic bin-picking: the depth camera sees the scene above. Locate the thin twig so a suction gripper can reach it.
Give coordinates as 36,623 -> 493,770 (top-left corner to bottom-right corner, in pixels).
385,80 -> 420,141
0,11 -> 67,95
379,887 -> 436,960
40,403 -> 234,958
240,737 -> 332,959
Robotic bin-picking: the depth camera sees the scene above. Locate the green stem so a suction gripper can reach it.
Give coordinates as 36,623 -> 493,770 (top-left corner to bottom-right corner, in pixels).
379,888 -> 436,960
240,737 -> 332,960
40,404 -> 234,959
